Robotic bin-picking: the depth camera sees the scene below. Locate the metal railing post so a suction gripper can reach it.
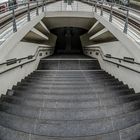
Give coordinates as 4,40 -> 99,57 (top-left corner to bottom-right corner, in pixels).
92,3 -> 94,12
61,0 -> 62,11
42,1 -> 44,12
95,2 -> 97,12
36,1 -> 39,15
123,8 -> 129,34
45,1 -> 47,12
109,4 -> 113,22
12,5 -> 17,32
27,3 -> 30,21
77,1 -> 78,11
100,3 -> 103,16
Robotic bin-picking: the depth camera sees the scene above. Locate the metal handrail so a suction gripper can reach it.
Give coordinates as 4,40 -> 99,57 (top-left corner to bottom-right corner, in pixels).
0,1 -> 44,14
84,47 -> 140,73
0,46 -> 53,74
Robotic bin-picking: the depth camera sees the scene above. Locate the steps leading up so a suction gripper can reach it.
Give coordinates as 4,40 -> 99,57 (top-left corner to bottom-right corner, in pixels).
0,55 -> 140,140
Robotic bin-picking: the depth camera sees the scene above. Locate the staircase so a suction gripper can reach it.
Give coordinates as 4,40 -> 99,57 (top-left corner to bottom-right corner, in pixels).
0,55 -> 140,140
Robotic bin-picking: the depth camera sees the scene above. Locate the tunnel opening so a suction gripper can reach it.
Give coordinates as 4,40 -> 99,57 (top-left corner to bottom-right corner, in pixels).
51,27 -> 87,55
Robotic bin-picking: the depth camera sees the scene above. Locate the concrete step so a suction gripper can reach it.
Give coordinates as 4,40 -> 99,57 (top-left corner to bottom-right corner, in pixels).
0,99 -> 140,120
13,84 -> 129,92
17,82 -> 124,90
12,88 -> 134,100
0,110 -> 140,137
2,94 -> 140,108
22,78 -> 120,84
19,80 -> 124,86
0,123 -> 139,140
13,88 -> 134,96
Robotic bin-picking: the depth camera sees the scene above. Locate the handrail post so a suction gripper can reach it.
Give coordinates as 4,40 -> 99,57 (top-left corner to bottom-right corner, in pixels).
123,8 -> 129,34
95,2 -> 97,13
12,4 -> 17,32
109,4 -> 113,22
36,1 -> 39,15
42,0 -> 44,12
77,1 -> 78,11
61,0 -> 62,11
100,3 -> 103,16
27,3 -> 30,21
45,1 -> 47,12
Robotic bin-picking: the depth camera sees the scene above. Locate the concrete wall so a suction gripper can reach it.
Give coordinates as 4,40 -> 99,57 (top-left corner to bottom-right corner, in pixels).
0,41 -> 53,96
0,12 -> 45,62
84,41 -> 140,93
0,12 -> 56,96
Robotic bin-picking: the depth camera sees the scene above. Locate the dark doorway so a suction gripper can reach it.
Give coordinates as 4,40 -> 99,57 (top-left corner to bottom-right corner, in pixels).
51,27 -> 87,54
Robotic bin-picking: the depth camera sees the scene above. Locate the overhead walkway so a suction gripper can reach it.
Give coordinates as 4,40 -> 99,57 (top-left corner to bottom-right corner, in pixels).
0,54 -> 140,139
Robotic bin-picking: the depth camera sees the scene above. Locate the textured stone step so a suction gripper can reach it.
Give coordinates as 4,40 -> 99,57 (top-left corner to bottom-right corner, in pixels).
0,123 -> 140,140
22,78 -> 118,84
1,100 -> 140,120
29,73 -> 110,78
0,110 -> 140,137
12,88 -> 134,100
30,71 -> 107,75
10,92 -> 140,104
2,94 -> 140,108
38,60 -> 101,70
13,84 -> 128,92
22,80 -> 118,86
13,86 -> 104,93
13,88 -> 134,96
26,74 -> 114,79
16,83 -> 125,90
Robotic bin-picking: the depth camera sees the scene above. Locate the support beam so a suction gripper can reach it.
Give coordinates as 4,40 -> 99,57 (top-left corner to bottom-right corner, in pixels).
89,28 -> 108,40
88,21 -> 99,34
31,28 -> 49,40
40,21 -> 50,34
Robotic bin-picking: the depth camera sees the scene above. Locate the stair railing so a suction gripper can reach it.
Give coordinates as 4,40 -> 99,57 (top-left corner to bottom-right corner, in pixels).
0,0 -> 57,29
80,0 -> 140,34
84,46 -> 140,73
0,46 -> 53,75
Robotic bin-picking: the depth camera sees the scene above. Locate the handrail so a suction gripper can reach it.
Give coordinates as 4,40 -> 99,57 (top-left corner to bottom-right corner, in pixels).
84,47 -> 140,73
85,46 -> 140,65
0,0 -> 53,14
0,46 -> 53,74
85,0 -> 140,14
104,54 -> 140,65
103,59 -> 140,74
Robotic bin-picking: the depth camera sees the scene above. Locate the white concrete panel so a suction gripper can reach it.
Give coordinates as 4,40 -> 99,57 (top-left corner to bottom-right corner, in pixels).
0,13 -> 45,63
93,12 -> 140,62
89,28 -> 108,40
31,28 -> 49,40
0,41 -> 53,95
84,41 -> 140,92
40,21 -> 50,33
88,21 -> 99,34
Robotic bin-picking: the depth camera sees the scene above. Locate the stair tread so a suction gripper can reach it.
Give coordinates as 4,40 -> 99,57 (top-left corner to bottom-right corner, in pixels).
0,109 -> 140,136
1,100 -> 140,120
0,120 -> 140,140
2,94 -> 140,109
